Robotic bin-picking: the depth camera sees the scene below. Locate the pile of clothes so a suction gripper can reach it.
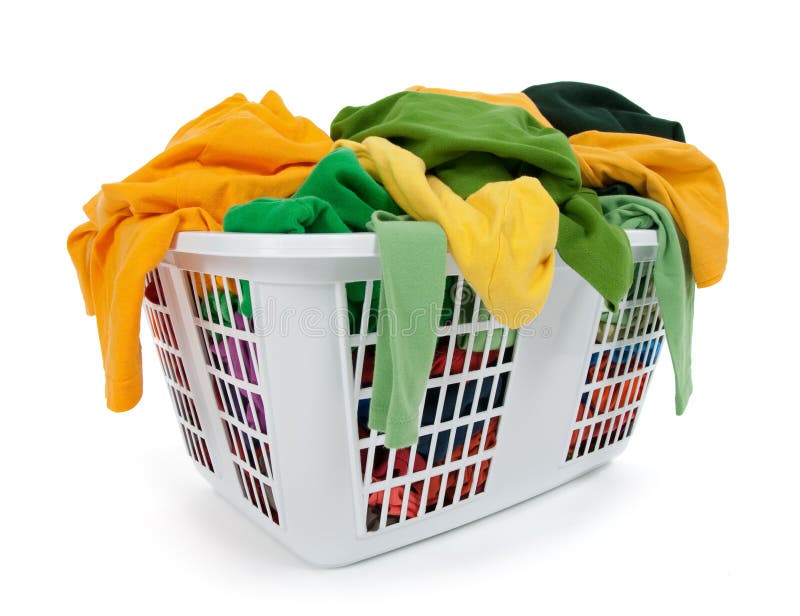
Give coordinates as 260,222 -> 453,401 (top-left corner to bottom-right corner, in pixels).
68,82 -> 728,449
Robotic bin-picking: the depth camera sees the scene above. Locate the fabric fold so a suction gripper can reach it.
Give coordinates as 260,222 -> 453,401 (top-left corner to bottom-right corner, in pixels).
571,130 -> 728,288
336,136 -> 560,328
366,211 -> 447,447
523,81 -> 727,288
406,85 -> 553,128
223,148 -> 447,448
523,81 -> 686,141
600,194 -> 695,414
67,91 -> 333,411
331,90 -> 632,312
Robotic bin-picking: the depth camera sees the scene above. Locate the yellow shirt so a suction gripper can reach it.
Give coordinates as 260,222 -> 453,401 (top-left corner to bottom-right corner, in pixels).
336,137 -> 559,328
68,91 -> 333,411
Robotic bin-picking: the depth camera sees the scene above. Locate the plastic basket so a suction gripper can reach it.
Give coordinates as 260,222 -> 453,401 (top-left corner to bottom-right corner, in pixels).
142,229 -> 665,566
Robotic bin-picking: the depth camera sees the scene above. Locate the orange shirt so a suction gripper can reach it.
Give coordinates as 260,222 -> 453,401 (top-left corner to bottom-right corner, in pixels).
404,89 -> 728,287
570,131 -> 728,287
68,91 -> 332,411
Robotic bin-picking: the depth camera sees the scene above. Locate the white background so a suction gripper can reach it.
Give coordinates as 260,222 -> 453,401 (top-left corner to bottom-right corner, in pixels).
1,1 -> 797,614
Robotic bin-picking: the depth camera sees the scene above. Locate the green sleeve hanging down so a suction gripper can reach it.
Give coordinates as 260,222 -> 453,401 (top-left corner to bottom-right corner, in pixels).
223,147 -> 447,447
600,194 -> 695,414
366,211 -> 446,447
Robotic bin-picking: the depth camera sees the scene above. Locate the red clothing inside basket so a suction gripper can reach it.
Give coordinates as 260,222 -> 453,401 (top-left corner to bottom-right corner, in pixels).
366,417 -> 499,521
358,340 -> 501,388
569,356 -> 647,456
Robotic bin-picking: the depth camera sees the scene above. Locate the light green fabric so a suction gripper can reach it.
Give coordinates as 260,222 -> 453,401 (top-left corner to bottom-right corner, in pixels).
366,211 -> 446,447
224,148 -> 448,447
600,194 -> 694,414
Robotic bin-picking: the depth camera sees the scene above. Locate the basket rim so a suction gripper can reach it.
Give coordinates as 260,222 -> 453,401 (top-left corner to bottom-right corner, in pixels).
169,229 -> 658,260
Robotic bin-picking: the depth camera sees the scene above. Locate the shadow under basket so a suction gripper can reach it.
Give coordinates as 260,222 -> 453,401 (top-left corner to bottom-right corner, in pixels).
142,229 -> 665,566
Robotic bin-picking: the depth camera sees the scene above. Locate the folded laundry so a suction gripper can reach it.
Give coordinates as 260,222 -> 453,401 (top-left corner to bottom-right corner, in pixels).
68,91 -> 332,412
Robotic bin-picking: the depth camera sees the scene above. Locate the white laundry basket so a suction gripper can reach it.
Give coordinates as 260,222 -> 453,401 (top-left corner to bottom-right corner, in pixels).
143,229 -> 665,566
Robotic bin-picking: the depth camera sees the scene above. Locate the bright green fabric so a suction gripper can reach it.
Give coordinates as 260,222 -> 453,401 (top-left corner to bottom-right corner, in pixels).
199,288 -> 238,332
558,187 -> 633,311
224,194 -> 350,234
223,148 -> 401,325
295,146 -> 402,328
600,194 -> 695,414
331,90 -> 632,310
332,91 -> 580,199
223,147 -> 448,447
366,211 -> 446,447
294,147 -> 402,224
223,193 -> 354,320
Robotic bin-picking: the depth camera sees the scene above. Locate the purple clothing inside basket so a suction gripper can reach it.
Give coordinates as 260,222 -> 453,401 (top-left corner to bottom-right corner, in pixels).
210,312 -> 266,433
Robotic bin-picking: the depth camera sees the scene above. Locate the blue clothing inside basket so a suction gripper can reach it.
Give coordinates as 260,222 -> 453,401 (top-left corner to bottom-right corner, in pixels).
589,339 -> 662,370
358,372 -> 509,462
